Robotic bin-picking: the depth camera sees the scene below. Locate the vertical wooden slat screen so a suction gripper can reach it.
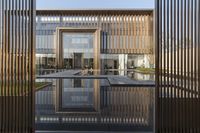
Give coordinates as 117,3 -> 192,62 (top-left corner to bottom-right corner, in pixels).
0,0 -> 35,132
117,15 -> 121,53
36,11 -> 153,55
128,15 -> 130,53
155,0 -> 200,132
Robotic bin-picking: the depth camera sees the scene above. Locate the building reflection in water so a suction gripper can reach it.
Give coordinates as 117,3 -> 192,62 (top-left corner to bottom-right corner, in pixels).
35,78 -> 154,132
56,79 -> 100,112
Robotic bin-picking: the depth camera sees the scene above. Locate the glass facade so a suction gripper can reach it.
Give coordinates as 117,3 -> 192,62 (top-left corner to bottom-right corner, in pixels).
35,10 -> 154,73
36,29 -> 56,71
63,33 -> 94,69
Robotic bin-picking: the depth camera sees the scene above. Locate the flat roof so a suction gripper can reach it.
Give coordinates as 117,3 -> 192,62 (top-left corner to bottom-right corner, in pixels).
36,9 -> 154,16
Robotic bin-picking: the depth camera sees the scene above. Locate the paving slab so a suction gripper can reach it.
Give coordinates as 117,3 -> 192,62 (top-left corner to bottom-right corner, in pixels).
37,71 -> 155,87
107,76 -> 155,87
37,70 -> 81,78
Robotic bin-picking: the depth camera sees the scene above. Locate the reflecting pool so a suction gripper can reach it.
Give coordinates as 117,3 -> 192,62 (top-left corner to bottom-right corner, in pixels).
35,78 -> 154,132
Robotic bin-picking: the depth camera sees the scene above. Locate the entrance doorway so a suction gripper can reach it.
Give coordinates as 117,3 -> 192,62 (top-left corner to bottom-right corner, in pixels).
56,28 -> 101,70
74,53 -> 83,69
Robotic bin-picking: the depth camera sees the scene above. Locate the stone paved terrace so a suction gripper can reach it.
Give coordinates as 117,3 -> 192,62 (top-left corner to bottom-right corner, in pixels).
36,70 -> 155,87
37,70 -> 81,78
107,76 -> 155,87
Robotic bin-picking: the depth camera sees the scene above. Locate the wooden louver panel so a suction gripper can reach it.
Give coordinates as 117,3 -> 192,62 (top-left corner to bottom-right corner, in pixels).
0,0 -> 35,132
155,0 -> 200,132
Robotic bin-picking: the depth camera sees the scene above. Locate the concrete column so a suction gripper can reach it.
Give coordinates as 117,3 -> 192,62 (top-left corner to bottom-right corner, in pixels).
144,55 -> 150,68
118,54 -> 128,75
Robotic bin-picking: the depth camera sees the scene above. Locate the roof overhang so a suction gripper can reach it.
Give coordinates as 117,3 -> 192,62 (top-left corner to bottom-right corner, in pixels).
36,9 -> 154,16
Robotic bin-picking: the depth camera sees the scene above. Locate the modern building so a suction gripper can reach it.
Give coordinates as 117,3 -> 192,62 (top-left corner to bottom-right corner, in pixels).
35,10 -> 154,73
0,0 -> 200,132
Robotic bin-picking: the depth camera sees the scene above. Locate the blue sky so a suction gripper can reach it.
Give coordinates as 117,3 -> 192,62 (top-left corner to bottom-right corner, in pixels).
36,0 -> 154,9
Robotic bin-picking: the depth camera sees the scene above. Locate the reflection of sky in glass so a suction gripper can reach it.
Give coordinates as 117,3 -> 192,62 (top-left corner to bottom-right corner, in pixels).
63,33 -> 93,49
63,33 -> 94,58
